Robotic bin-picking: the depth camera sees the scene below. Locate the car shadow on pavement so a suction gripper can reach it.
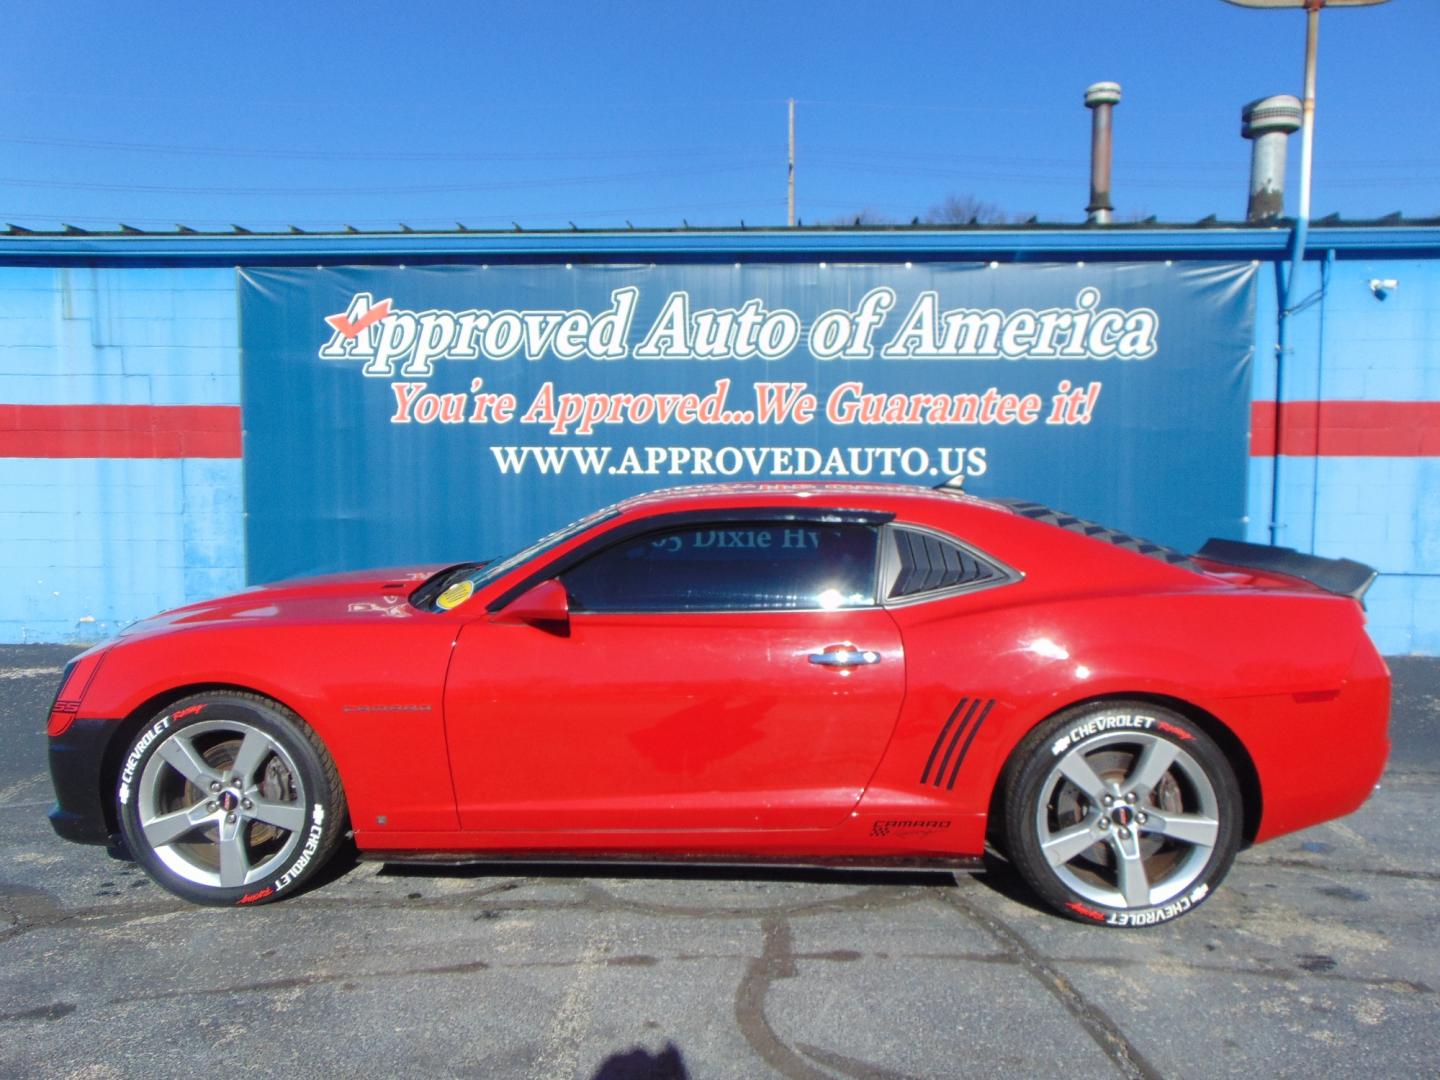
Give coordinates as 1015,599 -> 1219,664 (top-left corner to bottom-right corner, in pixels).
967,851 -> 1061,917
371,859 -> 952,890
365,850 -> 1057,917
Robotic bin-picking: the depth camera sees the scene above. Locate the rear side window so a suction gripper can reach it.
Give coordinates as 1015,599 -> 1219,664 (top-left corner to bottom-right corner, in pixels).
887,527 -> 1005,600
562,522 -> 880,613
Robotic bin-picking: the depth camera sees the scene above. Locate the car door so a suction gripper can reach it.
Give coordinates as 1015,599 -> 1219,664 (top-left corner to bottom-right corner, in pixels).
444,515 -> 906,832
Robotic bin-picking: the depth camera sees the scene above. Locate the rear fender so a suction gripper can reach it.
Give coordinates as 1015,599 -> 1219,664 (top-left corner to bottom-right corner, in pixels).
861,587 -> 1366,848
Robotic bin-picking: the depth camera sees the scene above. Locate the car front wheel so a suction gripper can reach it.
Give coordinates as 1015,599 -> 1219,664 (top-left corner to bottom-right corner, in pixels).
1003,701 -> 1242,927
116,691 -> 347,906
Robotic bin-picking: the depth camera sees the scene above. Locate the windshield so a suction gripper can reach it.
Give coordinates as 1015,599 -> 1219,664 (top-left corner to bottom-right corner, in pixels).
472,506 -> 621,590
417,505 -> 622,611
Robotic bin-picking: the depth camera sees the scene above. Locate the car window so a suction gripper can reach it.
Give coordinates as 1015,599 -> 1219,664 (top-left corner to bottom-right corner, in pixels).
886,526 -> 1005,600
562,522 -> 880,613
470,508 -> 621,591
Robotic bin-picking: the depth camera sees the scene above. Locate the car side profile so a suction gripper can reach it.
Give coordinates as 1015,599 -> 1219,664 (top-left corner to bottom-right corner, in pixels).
47,482 -> 1390,926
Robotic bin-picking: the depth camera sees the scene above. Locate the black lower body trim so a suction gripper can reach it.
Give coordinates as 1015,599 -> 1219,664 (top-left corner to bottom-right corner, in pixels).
48,718 -> 124,845
357,851 -> 985,873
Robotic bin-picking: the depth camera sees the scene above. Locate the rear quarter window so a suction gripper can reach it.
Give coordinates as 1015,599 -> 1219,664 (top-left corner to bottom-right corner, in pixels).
883,526 -> 1011,602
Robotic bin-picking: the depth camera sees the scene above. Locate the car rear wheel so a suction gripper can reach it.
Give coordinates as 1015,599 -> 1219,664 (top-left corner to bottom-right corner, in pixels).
116,691 -> 347,906
1002,701 -> 1241,927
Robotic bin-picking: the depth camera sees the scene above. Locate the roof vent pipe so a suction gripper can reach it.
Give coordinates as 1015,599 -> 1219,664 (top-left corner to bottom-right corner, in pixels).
1084,82 -> 1121,224
1241,95 -> 1303,223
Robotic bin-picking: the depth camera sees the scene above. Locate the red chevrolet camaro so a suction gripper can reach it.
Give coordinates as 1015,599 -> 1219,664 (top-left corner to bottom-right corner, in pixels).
47,483 -> 1389,926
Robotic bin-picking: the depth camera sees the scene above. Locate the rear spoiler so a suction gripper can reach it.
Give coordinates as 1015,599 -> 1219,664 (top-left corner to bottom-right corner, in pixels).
1195,539 -> 1378,603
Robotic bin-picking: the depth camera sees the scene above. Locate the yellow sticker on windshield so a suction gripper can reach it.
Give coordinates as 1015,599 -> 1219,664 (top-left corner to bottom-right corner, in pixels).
436,580 -> 475,610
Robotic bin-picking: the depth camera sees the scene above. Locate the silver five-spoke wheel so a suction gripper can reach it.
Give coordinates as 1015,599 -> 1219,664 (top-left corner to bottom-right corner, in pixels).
1004,702 -> 1241,927
1038,731 -> 1220,909
138,719 -> 307,888
118,692 -> 346,906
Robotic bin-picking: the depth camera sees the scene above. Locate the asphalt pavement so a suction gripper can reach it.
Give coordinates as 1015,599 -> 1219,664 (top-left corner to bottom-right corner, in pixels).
2,645 -> 1437,1079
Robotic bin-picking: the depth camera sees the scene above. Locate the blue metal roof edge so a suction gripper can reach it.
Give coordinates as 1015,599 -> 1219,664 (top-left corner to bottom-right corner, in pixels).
0,226 -> 1437,262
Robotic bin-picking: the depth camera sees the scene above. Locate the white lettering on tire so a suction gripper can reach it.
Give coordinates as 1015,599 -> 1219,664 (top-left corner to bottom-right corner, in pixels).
118,717 -> 172,803
1103,882 -> 1211,927
1050,713 -> 1156,756
270,803 -> 328,895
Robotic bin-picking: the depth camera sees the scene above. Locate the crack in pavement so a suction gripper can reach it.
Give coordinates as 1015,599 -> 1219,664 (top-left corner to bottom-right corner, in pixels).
939,883 -> 1163,1080
733,917 -> 919,1080
1243,857 -> 1440,883
0,890 -> 188,945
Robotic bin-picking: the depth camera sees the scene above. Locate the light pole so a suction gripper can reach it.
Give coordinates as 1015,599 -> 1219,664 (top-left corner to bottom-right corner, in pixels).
1222,0 -> 1391,547
1222,0 -> 1391,247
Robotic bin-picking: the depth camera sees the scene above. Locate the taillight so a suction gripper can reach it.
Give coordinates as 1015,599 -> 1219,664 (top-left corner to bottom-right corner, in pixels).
47,649 -> 107,736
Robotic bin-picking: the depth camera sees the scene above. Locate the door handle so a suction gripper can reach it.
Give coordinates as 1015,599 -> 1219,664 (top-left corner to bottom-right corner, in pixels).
808,644 -> 882,668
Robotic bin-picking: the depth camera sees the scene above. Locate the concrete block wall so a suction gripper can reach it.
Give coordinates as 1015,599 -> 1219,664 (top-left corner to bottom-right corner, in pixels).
1247,255 -> 1440,654
0,267 -> 244,642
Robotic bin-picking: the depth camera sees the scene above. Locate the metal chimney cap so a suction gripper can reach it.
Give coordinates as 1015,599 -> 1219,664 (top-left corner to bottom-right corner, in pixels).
1084,82 -> 1122,108
1241,94 -> 1303,138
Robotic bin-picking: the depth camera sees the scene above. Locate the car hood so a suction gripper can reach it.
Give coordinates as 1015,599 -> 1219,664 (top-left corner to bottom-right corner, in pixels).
118,565 -> 453,635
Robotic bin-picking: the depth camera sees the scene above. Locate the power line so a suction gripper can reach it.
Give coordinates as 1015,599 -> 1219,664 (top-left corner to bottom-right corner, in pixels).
0,86 -> 784,111
802,157 -> 1440,189
0,160 -> 776,198
0,131 -> 1428,178
0,131 -> 761,163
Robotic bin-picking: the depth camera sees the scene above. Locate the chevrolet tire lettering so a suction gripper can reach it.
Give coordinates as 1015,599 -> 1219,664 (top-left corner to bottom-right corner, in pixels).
1104,884 -> 1211,928
118,716 -> 171,799
1051,713 -> 1156,756
271,805 -> 328,895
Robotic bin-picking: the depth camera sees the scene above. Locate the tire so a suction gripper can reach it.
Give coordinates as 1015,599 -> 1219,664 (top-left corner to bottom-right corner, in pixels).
1002,700 -> 1241,928
116,691 -> 347,907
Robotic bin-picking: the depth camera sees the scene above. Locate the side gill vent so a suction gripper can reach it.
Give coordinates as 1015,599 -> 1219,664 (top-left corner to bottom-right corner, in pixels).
919,697 -> 996,791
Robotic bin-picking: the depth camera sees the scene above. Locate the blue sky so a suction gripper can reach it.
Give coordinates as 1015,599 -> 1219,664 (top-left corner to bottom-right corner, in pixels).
2,0 -> 1435,231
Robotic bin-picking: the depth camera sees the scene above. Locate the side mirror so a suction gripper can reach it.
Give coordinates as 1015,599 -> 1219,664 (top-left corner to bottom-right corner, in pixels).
492,579 -> 570,627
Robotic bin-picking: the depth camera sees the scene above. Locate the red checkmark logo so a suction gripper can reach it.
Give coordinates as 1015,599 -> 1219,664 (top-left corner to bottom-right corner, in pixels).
325,298 -> 393,339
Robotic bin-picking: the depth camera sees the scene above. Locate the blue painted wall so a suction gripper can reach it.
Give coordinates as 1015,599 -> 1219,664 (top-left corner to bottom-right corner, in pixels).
1246,254 -> 1440,654
0,267 -> 244,642
1,231 -> 1436,652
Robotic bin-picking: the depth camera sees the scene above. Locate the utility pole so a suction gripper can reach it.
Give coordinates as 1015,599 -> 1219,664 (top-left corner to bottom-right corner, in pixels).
1296,1 -> 1319,228
787,98 -> 796,227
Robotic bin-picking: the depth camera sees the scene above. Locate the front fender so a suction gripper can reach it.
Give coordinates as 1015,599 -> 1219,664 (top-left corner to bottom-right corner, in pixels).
68,619 -> 464,834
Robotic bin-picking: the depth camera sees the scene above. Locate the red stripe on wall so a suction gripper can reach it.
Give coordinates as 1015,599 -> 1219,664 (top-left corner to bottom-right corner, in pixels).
2,400 -> 1433,460
1251,400 -> 1440,457
0,404 -> 242,458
